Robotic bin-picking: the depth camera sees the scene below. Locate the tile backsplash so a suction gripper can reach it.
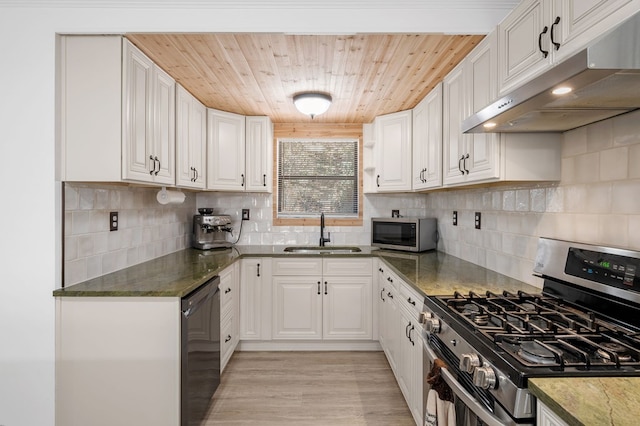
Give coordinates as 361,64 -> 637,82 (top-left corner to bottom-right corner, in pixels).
64,183 -> 195,286
195,192 -> 429,246
64,110 -> 640,289
427,109 -> 640,287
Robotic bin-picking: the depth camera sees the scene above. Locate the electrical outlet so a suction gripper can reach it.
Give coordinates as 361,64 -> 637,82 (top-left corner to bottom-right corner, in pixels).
110,211 -> 118,231
475,212 -> 481,230
392,209 -> 400,218
453,211 -> 458,226
242,209 -> 250,221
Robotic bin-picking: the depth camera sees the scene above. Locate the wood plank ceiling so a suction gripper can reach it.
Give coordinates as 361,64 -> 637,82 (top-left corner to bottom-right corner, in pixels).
126,33 -> 483,123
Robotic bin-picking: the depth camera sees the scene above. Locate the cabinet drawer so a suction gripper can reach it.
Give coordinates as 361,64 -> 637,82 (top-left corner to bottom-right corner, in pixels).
272,258 -> 323,275
221,312 -> 235,368
323,258 -> 373,276
399,281 -> 423,319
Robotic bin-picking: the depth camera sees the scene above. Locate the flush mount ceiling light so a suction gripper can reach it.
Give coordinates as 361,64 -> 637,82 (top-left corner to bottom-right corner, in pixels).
293,92 -> 332,119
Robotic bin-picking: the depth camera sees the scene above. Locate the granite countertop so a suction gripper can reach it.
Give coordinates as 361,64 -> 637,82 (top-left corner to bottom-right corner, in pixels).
376,250 -> 541,296
54,245 -> 540,298
529,377 -> 640,425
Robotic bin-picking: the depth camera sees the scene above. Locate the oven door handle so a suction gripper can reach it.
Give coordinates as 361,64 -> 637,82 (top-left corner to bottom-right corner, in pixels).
423,340 -> 508,426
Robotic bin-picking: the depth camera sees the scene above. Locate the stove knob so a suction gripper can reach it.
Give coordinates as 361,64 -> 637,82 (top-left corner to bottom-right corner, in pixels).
473,366 -> 497,390
424,318 -> 440,333
459,353 -> 481,374
418,312 -> 432,324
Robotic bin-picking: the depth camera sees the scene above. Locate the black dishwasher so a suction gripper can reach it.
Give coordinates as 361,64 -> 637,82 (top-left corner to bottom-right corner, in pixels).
181,276 -> 221,426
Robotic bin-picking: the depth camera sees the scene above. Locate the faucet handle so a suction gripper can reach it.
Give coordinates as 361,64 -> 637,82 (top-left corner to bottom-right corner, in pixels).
327,232 -> 331,243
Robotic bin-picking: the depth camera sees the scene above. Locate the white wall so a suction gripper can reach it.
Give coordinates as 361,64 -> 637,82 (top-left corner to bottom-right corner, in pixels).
0,2 -> 511,425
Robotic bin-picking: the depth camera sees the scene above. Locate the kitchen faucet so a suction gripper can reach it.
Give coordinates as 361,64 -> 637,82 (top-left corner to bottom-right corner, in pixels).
319,212 -> 331,247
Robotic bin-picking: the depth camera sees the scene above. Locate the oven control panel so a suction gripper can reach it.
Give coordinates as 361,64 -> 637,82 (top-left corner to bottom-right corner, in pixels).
565,247 -> 639,292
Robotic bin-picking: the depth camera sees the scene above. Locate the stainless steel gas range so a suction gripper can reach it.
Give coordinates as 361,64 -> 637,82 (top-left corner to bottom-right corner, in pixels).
421,238 -> 640,425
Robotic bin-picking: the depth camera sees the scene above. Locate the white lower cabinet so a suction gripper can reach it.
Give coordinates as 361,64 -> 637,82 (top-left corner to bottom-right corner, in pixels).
271,258 -> 373,340
220,262 -> 239,372
537,400 -> 569,426
376,258 -> 425,426
397,285 -> 425,426
55,297 -> 181,426
377,262 -> 401,372
239,258 -> 272,340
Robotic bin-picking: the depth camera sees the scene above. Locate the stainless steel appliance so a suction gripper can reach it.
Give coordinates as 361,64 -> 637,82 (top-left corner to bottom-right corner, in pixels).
463,10 -> 640,133
193,208 -> 233,250
421,238 -> 640,425
371,217 -> 437,252
181,276 -> 221,426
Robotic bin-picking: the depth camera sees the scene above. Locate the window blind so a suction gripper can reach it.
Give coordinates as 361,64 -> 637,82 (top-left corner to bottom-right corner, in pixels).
278,139 -> 359,217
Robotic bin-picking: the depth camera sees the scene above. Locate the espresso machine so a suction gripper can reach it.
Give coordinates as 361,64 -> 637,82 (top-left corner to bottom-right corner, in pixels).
192,208 -> 233,250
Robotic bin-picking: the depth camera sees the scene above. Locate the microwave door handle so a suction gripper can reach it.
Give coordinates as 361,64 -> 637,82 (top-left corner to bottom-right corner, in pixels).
423,340 -> 508,426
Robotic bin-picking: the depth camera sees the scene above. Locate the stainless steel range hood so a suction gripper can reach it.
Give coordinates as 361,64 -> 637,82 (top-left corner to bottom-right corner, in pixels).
463,11 -> 640,133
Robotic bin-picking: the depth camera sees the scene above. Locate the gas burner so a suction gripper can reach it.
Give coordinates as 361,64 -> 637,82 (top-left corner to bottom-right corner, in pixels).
519,303 -> 537,312
473,315 -> 489,326
597,342 -> 634,362
517,342 -> 557,366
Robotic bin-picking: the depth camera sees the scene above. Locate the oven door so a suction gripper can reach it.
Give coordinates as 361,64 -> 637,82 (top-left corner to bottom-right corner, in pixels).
422,332 -> 525,426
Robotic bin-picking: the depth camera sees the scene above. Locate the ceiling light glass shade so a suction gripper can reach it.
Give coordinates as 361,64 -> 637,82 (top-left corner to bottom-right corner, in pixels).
293,93 -> 332,118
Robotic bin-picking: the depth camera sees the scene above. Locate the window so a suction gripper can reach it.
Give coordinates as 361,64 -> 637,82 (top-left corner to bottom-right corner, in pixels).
277,139 -> 359,219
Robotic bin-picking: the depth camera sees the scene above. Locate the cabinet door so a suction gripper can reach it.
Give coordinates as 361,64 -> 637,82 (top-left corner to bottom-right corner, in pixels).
381,283 -> 400,372
122,40 -> 154,182
409,327 -> 424,425
465,31 -> 500,183
272,276 -> 322,340
412,84 -> 442,190
554,0 -> 636,62
245,116 -> 273,192
207,109 -> 246,190
442,63 -> 467,185
151,66 -> 176,185
537,400 -> 569,426
375,110 -> 412,191
498,0 -> 552,95
176,85 -> 206,189
323,277 -> 372,340
396,309 -> 413,401
240,258 -> 270,340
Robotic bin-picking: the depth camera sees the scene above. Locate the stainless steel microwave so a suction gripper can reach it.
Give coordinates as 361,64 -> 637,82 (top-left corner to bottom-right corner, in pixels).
371,217 -> 437,252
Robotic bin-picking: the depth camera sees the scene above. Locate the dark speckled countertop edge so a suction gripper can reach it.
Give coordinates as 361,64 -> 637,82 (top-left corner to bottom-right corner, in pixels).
54,245 -> 541,299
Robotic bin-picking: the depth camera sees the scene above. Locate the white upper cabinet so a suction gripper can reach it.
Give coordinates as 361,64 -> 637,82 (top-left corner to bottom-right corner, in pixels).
498,0 -> 639,94
207,111 -> 273,192
207,109 -> 246,191
442,61 -> 474,186
374,110 -> 412,192
60,35 -> 175,185
245,116 -> 274,192
444,30 -> 562,187
412,83 -> 442,191
176,85 -> 206,189
121,40 -> 175,184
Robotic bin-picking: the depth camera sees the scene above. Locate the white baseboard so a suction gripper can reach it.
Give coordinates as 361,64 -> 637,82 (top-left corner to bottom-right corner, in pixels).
237,340 -> 383,351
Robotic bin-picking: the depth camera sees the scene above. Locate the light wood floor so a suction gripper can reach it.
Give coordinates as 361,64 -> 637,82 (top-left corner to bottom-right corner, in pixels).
203,351 -> 416,425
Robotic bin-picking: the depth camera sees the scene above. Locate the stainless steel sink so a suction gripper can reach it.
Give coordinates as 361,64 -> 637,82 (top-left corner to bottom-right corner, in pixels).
283,246 -> 362,254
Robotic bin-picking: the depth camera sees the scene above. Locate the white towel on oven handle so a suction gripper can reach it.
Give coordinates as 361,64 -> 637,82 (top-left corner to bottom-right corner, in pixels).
425,389 -> 456,426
